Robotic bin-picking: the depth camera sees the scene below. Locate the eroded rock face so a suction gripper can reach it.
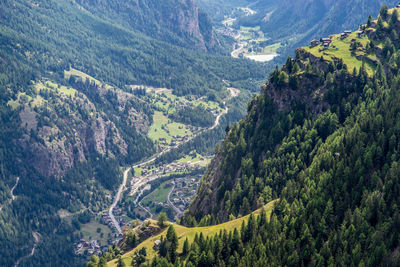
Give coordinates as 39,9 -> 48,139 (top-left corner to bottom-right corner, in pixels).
15,82 -> 149,179
75,0 -> 215,51
91,117 -> 107,155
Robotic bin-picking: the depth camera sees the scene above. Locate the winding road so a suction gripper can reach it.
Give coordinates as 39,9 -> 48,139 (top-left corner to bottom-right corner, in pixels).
108,87 -> 240,234
10,177 -> 19,202
231,42 -> 246,58
167,182 -> 183,220
14,231 -> 40,267
109,167 -> 131,235
0,177 -> 19,212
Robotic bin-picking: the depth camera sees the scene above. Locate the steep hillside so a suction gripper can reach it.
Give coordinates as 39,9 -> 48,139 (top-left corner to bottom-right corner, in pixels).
0,0 -> 269,266
197,0 -> 252,21
165,6 -> 400,266
105,200 -> 277,266
75,0 -> 217,52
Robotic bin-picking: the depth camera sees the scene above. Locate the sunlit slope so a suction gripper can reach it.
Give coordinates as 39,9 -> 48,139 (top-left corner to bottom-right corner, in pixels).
108,199 -> 278,266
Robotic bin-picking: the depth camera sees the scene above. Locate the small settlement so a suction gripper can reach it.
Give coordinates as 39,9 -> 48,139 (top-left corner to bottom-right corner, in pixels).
168,175 -> 201,211
74,208 -> 131,256
310,29 -> 365,50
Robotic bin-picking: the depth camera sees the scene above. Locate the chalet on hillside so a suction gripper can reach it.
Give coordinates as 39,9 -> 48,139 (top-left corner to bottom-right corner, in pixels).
341,30 -> 352,39
321,38 -> 332,50
321,38 -> 332,44
310,40 -> 320,47
357,30 -> 365,38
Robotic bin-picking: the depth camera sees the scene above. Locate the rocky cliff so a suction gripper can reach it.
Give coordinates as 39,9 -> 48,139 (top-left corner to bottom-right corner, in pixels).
75,0 -> 216,51
12,78 -> 152,179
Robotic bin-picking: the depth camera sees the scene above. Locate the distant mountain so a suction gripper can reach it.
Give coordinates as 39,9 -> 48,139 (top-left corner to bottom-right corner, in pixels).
75,0 -> 217,52
197,0 -> 252,21
203,0 -> 399,60
244,0 -> 398,46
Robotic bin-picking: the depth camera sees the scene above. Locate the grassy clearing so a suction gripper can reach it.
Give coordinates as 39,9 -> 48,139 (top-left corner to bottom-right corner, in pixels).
147,111 -> 172,142
177,153 -> 203,163
147,111 -> 191,144
109,200 -> 278,266
176,153 -> 211,167
35,81 -> 77,97
7,92 -> 35,109
31,95 -> 44,107
7,100 -> 21,109
193,100 -> 221,111
141,181 -> 173,207
239,32 -> 252,41
77,220 -> 112,246
263,43 -> 281,54
64,68 -> 102,86
303,32 -> 375,75
240,26 -> 260,31
133,167 -> 144,176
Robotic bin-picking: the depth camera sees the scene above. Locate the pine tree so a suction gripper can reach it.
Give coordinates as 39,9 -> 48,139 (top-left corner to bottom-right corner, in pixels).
182,238 -> 189,256
380,5 -> 389,20
367,15 -> 372,27
157,212 -> 168,228
166,225 -> 178,263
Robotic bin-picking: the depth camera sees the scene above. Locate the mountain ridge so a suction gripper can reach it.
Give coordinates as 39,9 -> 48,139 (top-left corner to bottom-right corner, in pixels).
111,6 -> 400,266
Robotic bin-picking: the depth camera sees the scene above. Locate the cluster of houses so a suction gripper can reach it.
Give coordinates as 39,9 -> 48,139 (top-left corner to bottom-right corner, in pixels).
310,38 -> 332,49
310,29 -> 365,50
139,160 -> 203,177
159,134 -> 192,147
99,209 -> 130,234
151,175 -> 201,213
169,175 -> 201,211
74,239 -> 106,256
216,27 -> 239,38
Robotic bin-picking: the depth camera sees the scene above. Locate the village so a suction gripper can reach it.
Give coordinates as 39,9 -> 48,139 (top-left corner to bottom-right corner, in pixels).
73,151 -> 208,257
138,172 -> 202,220
133,155 -> 207,179
73,207 -> 132,257
168,175 -> 201,212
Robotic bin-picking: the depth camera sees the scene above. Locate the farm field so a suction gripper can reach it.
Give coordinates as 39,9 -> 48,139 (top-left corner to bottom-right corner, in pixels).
77,220 -> 112,247
141,181 -> 173,208
147,111 -> 192,144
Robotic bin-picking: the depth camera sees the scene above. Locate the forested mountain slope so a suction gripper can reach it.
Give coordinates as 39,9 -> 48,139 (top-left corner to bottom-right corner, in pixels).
210,0 -> 399,60
75,0 -> 218,52
0,0 -> 268,266
162,6 -> 400,265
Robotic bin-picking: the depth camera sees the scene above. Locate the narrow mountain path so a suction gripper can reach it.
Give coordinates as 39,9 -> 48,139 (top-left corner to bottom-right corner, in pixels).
13,232 -> 40,267
0,177 -> 20,212
10,177 -> 19,203
108,87 -> 240,233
